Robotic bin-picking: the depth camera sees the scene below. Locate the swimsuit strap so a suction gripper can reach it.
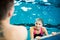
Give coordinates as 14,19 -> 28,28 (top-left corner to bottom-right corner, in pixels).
40,27 -> 43,35
34,28 -> 36,35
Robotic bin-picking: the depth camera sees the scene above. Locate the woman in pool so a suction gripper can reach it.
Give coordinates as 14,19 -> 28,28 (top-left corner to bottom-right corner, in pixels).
30,18 -> 48,40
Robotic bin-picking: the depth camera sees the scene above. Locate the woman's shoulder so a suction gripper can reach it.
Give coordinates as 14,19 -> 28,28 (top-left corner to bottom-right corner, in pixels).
42,27 -> 46,30
30,26 -> 35,30
30,26 -> 35,29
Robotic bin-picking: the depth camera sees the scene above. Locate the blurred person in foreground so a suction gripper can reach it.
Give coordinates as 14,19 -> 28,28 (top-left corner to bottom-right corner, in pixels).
0,0 -> 27,40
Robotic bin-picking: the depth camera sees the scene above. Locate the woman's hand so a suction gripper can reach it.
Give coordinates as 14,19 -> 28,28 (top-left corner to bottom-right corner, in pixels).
35,36 -> 41,40
31,38 -> 34,40
52,32 -> 57,35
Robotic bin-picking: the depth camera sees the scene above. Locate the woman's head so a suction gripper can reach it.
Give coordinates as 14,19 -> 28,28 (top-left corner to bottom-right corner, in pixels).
35,18 -> 43,29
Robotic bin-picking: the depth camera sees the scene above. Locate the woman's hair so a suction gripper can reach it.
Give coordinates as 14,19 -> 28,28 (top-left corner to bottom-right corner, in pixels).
35,18 -> 44,25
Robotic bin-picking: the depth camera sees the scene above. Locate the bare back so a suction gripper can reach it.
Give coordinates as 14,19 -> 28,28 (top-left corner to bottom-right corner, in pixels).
3,25 -> 27,40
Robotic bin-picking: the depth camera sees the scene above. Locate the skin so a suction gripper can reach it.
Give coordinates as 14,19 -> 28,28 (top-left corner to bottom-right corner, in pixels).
1,6 -> 27,40
30,21 -> 48,40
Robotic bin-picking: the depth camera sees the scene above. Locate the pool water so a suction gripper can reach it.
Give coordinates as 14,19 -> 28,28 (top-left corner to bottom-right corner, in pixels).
10,1 -> 60,25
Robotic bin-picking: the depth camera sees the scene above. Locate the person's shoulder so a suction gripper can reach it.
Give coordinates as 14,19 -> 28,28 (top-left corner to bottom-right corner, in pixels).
30,26 -> 35,31
10,25 -> 27,30
42,27 -> 46,30
11,25 -> 27,34
12,25 -> 26,28
18,25 -> 26,29
10,25 -> 27,40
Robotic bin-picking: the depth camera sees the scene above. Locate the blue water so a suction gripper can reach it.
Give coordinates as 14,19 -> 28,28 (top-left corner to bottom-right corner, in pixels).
10,1 -> 60,25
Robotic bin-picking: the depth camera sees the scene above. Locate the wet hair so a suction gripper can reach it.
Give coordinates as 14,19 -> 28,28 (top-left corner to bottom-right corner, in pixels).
35,18 -> 44,25
0,0 -> 14,21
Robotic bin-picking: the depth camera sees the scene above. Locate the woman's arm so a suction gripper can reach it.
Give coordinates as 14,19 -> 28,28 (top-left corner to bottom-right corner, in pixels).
30,27 -> 34,40
43,27 -> 48,36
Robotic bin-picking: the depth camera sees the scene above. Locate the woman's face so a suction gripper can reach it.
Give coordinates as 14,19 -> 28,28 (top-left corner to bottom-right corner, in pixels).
35,21 -> 43,29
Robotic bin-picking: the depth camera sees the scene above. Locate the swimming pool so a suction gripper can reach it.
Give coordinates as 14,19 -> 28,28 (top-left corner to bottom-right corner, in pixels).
10,0 -> 60,40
